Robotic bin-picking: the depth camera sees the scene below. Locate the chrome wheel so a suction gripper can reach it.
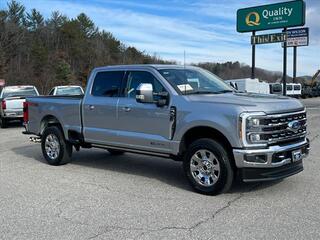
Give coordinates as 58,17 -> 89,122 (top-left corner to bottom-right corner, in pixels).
45,134 -> 60,160
190,149 -> 220,187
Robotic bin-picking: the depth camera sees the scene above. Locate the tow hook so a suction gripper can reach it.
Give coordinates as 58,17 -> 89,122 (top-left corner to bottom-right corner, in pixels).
29,136 -> 41,143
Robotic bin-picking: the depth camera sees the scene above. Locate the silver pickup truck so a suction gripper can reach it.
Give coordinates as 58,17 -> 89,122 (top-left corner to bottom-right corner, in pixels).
23,65 -> 310,195
0,85 -> 39,128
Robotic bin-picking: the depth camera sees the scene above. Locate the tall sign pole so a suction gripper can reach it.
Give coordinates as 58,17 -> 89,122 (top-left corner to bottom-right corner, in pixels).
251,31 -> 256,79
293,46 -> 297,83
283,28 -> 287,96
287,28 -> 309,83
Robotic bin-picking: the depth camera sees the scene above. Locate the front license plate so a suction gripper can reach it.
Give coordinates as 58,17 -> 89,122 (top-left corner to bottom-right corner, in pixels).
292,149 -> 303,162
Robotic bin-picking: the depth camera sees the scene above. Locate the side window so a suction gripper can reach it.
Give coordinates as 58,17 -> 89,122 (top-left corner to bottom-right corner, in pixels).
92,71 -> 124,97
125,71 -> 165,98
48,89 -> 54,95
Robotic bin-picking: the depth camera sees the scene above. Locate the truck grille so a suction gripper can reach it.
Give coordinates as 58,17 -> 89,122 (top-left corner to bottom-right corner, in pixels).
258,111 -> 307,145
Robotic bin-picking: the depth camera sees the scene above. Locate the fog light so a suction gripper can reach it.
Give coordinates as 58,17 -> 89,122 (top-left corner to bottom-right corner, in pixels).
245,154 -> 267,163
249,133 -> 260,142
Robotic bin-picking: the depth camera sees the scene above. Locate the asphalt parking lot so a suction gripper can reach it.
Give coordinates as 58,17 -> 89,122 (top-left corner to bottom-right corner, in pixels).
0,98 -> 319,240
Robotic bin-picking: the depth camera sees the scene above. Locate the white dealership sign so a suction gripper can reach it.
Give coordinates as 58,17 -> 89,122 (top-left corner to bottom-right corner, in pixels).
286,27 -> 309,47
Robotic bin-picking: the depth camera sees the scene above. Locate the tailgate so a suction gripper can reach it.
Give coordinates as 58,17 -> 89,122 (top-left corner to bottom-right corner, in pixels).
5,97 -> 25,110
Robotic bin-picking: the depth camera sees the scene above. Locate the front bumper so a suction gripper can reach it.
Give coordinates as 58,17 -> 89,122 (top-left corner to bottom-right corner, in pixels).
233,139 -> 310,182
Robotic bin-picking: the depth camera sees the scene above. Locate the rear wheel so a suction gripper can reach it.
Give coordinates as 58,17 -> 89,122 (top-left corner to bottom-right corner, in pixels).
41,126 -> 72,165
183,138 -> 234,195
0,117 -> 7,128
107,148 -> 125,155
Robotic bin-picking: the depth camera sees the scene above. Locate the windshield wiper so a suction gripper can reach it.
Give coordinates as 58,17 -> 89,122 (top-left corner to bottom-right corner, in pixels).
184,91 -> 216,95
214,90 -> 234,94
185,90 -> 234,95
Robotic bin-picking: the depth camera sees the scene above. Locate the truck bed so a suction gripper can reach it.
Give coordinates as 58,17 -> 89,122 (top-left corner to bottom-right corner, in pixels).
26,95 -> 83,137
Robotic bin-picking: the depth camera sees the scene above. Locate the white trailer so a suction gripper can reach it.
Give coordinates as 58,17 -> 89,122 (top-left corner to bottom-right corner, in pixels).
225,78 -> 270,94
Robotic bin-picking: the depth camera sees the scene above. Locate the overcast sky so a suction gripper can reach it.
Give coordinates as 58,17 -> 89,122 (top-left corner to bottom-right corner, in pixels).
1,0 -> 319,76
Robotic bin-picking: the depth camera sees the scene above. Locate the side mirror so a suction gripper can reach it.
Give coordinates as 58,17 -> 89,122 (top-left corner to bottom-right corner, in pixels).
136,83 -> 154,103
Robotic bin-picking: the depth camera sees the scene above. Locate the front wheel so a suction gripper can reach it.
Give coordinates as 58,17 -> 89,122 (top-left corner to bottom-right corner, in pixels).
183,138 -> 234,195
41,126 -> 73,165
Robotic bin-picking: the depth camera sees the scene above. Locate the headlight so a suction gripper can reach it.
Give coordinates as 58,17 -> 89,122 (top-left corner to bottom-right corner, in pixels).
240,112 -> 268,147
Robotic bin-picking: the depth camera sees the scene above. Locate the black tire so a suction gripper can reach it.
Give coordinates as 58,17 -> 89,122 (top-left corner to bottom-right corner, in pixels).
107,148 -> 125,155
183,138 -> 234,195
0,117 -> 7,128
41,126 -> 72,165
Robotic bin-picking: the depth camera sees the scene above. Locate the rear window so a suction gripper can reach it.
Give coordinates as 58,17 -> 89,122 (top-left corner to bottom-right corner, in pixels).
2,87 -> 38,98
92,71 -> 124,97
294,85 -> 301,90
56,87 -> 83,96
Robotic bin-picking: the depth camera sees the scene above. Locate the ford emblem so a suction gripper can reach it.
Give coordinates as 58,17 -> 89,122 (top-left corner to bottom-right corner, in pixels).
287,120 -> 301,133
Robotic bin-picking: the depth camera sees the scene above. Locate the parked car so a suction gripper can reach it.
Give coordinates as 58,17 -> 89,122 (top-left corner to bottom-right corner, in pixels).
0,85 -> 39,128
286,83 -> 302,98
269,83 -> 283,95
48,85 -> 84,96
23,65 -> 309,195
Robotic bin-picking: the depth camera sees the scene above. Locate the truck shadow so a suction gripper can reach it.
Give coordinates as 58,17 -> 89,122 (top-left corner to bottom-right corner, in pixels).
12,145 -> 283,194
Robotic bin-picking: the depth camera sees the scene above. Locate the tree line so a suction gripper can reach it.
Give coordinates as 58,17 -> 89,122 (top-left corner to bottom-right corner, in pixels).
1,1 -> 295,94
0,1 -> 173,94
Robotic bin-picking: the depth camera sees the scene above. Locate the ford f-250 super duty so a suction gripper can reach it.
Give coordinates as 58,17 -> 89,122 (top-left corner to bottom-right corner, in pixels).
23,65 -> 310,195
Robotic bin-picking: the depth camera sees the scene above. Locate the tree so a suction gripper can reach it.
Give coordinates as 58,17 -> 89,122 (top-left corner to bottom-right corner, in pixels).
7,0 -> 25,26
76,13 -> 97,38
55,58 -> 74,85
26,8 -> 44,31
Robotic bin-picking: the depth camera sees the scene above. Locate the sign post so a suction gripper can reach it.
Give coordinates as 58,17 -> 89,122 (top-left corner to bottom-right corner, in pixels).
237,0 -> 306,96
293,46 -> 297,83
283,28 -> 287,96
251,31 -> 255,79
286,27 -> 309,83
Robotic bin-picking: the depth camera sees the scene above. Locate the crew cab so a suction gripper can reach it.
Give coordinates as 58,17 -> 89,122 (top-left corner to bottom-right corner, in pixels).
48,85 -> 84,96
0,85 -> 39,128
23,65 -> 310,195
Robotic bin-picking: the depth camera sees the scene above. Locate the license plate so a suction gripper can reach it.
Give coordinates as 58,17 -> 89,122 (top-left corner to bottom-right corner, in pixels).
292,149 -> 303,162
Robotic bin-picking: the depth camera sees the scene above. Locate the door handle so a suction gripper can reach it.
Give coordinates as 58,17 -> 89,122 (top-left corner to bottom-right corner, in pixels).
89,105 -> 95,110
122,106 -> 131,112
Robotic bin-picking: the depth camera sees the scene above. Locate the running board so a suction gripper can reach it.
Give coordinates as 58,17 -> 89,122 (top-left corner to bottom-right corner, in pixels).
91,144 -> 171,158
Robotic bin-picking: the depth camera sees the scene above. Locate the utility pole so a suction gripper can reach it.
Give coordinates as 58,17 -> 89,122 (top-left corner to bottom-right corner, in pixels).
293,46 -> 297,83
282,28 -> 287,96
251,31 -> 256,79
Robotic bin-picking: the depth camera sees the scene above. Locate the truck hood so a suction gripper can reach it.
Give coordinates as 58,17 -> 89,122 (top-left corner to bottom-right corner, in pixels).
185,92 -> 304,114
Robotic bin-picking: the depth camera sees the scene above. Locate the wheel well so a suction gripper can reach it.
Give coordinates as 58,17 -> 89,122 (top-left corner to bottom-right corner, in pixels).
180,126 -> 235,167
40,115 -> 63,135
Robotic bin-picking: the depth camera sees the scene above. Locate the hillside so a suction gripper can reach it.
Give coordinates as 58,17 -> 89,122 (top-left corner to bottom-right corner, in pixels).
0,1 -> 314,93
0,1 -> 173,93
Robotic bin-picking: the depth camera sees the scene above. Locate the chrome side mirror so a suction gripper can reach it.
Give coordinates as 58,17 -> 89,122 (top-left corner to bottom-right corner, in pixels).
136,83 -> 154,103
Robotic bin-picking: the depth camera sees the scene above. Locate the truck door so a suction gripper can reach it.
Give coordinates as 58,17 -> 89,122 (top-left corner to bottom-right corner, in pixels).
82,70 -> 125,145
117,70 -> 173,154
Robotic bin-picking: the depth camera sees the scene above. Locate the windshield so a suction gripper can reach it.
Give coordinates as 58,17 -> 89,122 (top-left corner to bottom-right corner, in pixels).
2,87 -> 38,98
272,84 -> 282,92
56,87 -> 83,95
158,68 -> 233,95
